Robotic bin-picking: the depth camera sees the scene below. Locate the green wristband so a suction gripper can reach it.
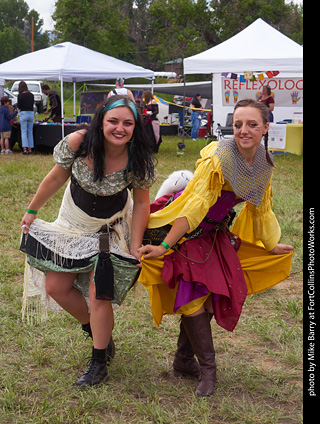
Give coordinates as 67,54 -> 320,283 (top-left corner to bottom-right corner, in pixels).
161,241 -> 170,251
26,208 -> 38,215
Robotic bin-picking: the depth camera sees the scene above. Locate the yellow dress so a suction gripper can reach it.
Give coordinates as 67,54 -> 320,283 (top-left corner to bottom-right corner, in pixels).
139,142 -> 293,327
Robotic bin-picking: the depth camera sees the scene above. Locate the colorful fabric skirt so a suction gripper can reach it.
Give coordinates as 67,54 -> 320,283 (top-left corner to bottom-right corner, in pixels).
140,226 -> 247,332
20,183 -> 139,321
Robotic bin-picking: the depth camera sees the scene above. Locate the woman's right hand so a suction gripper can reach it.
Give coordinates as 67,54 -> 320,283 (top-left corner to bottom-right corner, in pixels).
20,212 -> 37,234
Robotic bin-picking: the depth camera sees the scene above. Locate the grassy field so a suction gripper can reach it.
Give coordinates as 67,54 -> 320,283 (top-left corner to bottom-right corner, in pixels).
0,137 -> 303,423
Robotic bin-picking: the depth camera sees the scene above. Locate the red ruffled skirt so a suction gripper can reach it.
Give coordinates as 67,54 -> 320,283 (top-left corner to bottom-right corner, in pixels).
162,230 -> 247,332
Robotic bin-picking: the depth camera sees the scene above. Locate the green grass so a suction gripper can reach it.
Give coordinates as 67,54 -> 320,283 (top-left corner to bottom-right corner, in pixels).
0,138 -> 303,423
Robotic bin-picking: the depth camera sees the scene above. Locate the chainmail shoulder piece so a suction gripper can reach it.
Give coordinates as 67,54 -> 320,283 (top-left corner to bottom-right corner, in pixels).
215,139 -> 273,206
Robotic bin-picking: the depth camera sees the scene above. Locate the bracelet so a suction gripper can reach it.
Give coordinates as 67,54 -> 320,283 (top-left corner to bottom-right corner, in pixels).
161,241 -> 170,251
26,208 -> 38,215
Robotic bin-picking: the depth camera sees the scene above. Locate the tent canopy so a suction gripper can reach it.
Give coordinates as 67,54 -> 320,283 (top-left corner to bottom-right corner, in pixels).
184,19 -> 303,74
0,42 -> 154,81
89,81 -> 212,99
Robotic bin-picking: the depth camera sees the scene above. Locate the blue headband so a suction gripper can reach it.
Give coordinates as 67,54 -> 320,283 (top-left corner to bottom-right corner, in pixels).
103,99 -> 138,120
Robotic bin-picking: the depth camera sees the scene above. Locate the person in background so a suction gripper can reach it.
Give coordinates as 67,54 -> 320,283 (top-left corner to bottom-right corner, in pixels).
143,90 -> 162,153
0,96 -> 18,154
17,81 -> 35,155
107,78 -> 135,103
190,93 -> 203,140
138,98 -> 293,398
42,84 -> 62,123
20,95 -> 156,388
257,85 -> 274,122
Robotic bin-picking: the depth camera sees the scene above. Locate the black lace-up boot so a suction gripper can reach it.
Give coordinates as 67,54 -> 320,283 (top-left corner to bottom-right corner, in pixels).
81,322 -> 115,365
75,347 -> 109,387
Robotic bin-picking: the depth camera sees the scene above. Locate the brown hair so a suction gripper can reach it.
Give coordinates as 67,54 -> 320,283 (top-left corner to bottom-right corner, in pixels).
18,81 -> 28,93
233,98 -> 274,166
143,90 -> 154,104
264,85 -> 272,96
1,96 -> 9,106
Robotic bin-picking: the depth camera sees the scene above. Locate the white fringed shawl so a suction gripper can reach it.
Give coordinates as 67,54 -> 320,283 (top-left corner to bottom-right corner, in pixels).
22,182 -> 134,322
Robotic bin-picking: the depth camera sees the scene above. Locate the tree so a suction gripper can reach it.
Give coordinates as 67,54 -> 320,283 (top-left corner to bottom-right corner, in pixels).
0,0 -> 51,63
50,0 -> 303,70
52,0 -> 135,59
0,27 -> 29,63
0,0 -> 28,32
148,0 -> 216,66
210,0 -> 303,45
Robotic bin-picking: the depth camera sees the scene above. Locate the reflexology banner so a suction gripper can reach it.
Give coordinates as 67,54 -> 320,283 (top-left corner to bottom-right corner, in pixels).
221,75 -> 303,107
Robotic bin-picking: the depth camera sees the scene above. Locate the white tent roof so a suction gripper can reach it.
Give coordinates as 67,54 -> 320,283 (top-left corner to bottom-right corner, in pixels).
184,19 -> 303,74
89,81 -> 213,99
0,42 -> 154,81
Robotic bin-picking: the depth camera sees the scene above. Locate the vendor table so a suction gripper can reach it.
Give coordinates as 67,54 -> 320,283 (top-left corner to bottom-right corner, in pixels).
11,123 -> 181,151
160,124 -> 178,136
10,122 -> 80,153
284,124 -> 303,155
270,123 -> 303,156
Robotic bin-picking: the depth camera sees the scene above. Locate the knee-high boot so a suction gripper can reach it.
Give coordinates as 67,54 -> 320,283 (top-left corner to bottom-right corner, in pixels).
182,312 -> 217,397
173,318 -> 201,379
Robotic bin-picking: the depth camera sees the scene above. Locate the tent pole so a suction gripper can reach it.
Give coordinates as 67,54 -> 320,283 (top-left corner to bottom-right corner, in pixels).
73,80 -> 76,118
61,76 -> 64,138
151,77 -> 154,94
182,75 -> 186,144
211,73 -> 213,136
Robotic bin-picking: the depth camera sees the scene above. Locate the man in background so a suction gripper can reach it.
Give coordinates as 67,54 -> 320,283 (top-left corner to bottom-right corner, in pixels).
107,78 -> 135,102
42,85 -> 62,123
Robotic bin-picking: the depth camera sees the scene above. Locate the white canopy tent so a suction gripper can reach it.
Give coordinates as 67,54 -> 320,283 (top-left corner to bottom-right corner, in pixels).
0,42 -> 154,136
0,78 -> 4,98
183,18 -> 303,130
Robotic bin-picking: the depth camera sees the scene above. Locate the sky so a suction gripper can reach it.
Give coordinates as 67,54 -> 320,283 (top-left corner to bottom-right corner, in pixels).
26,0 -> 303,33
25,0 -> 56,32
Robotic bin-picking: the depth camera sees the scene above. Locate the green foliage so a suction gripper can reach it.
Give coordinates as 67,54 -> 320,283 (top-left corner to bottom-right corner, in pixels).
51,0 -> 303,68
52,0 -> 135,59
148,0 -> 212,65
0,0 -> 29,32
211,0 -> 303,44
0,0 -> 52,63
0,27 -> 29,63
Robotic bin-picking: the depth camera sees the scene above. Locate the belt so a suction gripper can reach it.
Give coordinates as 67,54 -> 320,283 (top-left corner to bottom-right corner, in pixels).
70,175 -> 128,218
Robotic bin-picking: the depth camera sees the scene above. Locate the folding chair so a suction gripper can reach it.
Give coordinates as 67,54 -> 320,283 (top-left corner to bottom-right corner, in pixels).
216,113 -> 234,140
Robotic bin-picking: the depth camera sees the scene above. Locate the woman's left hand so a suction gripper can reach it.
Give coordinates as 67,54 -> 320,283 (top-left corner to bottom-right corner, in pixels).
270,244 -> 294,255
137,244 -> 167,260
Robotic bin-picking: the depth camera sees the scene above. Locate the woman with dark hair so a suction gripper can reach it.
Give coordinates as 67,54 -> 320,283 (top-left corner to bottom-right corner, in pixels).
20,95 -> 156,387
17,81 -> 34,154
190,93 -> 203,140
143,90 -> 162,153
258,85 -> 275,122
138,98 -> 293,397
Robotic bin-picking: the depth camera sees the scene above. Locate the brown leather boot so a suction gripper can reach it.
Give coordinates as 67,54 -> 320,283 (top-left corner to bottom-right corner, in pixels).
182,312 -> 217,397
173,319 -> 200,379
